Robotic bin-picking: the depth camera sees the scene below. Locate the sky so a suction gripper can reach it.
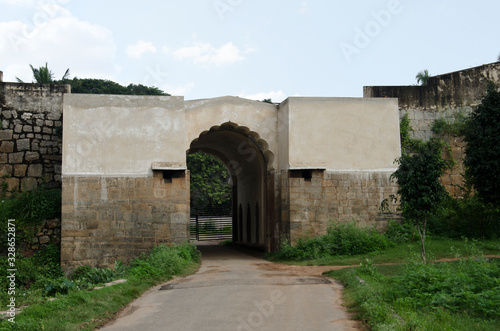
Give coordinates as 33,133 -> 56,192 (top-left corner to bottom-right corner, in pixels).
1,0 -> 499,102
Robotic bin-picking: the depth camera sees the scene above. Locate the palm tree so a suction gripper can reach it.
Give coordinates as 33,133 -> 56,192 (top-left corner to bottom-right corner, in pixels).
16,62 -> 70,83
416,69 -> 430,86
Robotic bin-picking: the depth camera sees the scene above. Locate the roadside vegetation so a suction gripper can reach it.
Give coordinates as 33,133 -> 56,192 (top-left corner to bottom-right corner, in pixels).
0,187 -> 200,330
326,248 -> 500,330
269,84 -> 500,330
0,240 -> 199,330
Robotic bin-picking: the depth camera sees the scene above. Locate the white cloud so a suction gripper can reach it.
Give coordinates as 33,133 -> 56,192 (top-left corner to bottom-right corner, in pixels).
298,1 -> 309,13
239,90 -> 287,103
0,3 -> 118,81
160,82 -> 195,96
165,42 -> 251,66
126,40 -> 157,59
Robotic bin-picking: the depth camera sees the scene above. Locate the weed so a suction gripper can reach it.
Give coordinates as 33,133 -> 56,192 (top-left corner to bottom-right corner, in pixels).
268,222 -> 394,261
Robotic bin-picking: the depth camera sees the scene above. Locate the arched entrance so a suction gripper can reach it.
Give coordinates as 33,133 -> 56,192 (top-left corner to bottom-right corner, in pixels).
188,122 -> 272,248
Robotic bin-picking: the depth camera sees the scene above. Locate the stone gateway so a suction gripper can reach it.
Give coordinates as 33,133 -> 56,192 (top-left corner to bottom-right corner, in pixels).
60,94 -> 400,271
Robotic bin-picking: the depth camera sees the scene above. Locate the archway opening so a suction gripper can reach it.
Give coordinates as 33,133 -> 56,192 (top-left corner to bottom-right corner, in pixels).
187,122 -> 270,249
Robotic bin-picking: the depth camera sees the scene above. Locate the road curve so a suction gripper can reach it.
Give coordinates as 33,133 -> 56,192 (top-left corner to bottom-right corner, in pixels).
100,241 -> 360,331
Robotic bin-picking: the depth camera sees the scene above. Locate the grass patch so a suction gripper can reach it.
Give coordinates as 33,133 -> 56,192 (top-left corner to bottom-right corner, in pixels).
0,243 -> 200,330
269,232 -> 500,267
266,222 -> 394,262
326,257 -> 500,330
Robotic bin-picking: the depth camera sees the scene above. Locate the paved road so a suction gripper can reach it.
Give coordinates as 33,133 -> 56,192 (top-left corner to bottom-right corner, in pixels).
100,242 -> 359,331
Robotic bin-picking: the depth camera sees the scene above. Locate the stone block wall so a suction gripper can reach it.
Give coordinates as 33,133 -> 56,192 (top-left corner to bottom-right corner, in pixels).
20,218 -> 61,257
0,81 -> 69,194
60,171 -> 190,272
364,62 -> 500,198
286,170 -> 398,243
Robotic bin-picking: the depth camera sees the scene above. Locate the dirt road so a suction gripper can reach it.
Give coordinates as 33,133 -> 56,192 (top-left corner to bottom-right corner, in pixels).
100,242 -> 360,331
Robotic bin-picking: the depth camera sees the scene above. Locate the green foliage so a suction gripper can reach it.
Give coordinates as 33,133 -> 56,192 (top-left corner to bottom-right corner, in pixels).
60,77 -> 169,96
0,188 -> 61,249
463,83 -> 500,205
391,258 -> 500,318
392,139 -> 449,223
432,109 -> 469,136
416,69 -> 430,86
16,62 -> 69,84
262,98 -> 273,103
128,243 -> 200,279
327,254 -> 500,330
384,220 -> 414,244
3,188 -> 61,222
392,138 -> 449,262
187,152 -> 232,213
0,244 -> 63,306
43,277 -> 76,297
399,113 -> 413,152
428,195 -> 500,239
269,222 -> 394,261
71,265 -> 117,289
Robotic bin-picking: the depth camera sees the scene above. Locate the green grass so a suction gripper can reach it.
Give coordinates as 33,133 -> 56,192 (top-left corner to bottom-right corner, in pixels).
325,258 -> 500,331
269,227 -> 500,330
272,238 -> 500,266
0,244 -> 200,330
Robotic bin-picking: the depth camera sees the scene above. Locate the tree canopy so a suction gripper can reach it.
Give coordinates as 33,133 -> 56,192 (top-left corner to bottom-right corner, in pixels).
187,152 -> 232,214
60,77 -> 169,96
463,83 -> 500,206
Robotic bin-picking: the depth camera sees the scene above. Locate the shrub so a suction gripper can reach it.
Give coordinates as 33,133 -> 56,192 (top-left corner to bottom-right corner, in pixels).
44,277 -> 76,297
270,222 -> 394,261
0,188 -> 61,250
463,83 -> 500,205
428,196 -> 500,239
390,258 -> 500,318
384,220 -> 414,243
128,243 -> 199,279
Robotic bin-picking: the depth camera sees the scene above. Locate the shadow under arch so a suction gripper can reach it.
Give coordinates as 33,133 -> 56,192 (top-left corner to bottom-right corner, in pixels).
187,122 -> 275,250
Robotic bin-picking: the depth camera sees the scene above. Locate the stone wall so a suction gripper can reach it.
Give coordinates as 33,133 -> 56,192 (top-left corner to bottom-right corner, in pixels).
0,79 -> 69,194
60,171 -> 190,272
364,62 -> 500,141
285,170 -> 398,243
364,62 -> 500,196
20,218 -> 61,257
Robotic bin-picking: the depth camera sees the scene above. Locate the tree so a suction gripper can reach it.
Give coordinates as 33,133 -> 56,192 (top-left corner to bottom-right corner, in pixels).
391,139 -> 449,263
59,77 -> 169,96
415,69 -> 430,86
16,62 -> 69,83
463,83 -> 500,206
187,152 -> 232,214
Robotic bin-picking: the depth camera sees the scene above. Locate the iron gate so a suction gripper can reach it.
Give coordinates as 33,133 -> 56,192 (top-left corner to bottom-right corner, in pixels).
190,214 -> 233,241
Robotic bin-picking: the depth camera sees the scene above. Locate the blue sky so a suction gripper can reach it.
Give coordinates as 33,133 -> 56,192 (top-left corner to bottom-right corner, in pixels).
1,0 -> 499,102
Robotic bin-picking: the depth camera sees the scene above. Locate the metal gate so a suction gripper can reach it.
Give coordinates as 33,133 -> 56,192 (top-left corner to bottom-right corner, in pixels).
190,214 -> 233,241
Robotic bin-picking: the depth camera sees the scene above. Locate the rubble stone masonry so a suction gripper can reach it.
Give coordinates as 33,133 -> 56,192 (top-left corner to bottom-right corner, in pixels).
0,80 -> 69,193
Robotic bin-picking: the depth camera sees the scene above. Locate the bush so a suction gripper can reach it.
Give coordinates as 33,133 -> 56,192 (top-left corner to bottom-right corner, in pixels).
428,196 -> 500,239
329,253 -> 500,330
0,188 -> 61,250
270,222 -> 394,261
384,220 -> 414,244
128,243 -> 200,279
463,83 -> 500,205
44,277 -> 76,297
390,258 -> 500,318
